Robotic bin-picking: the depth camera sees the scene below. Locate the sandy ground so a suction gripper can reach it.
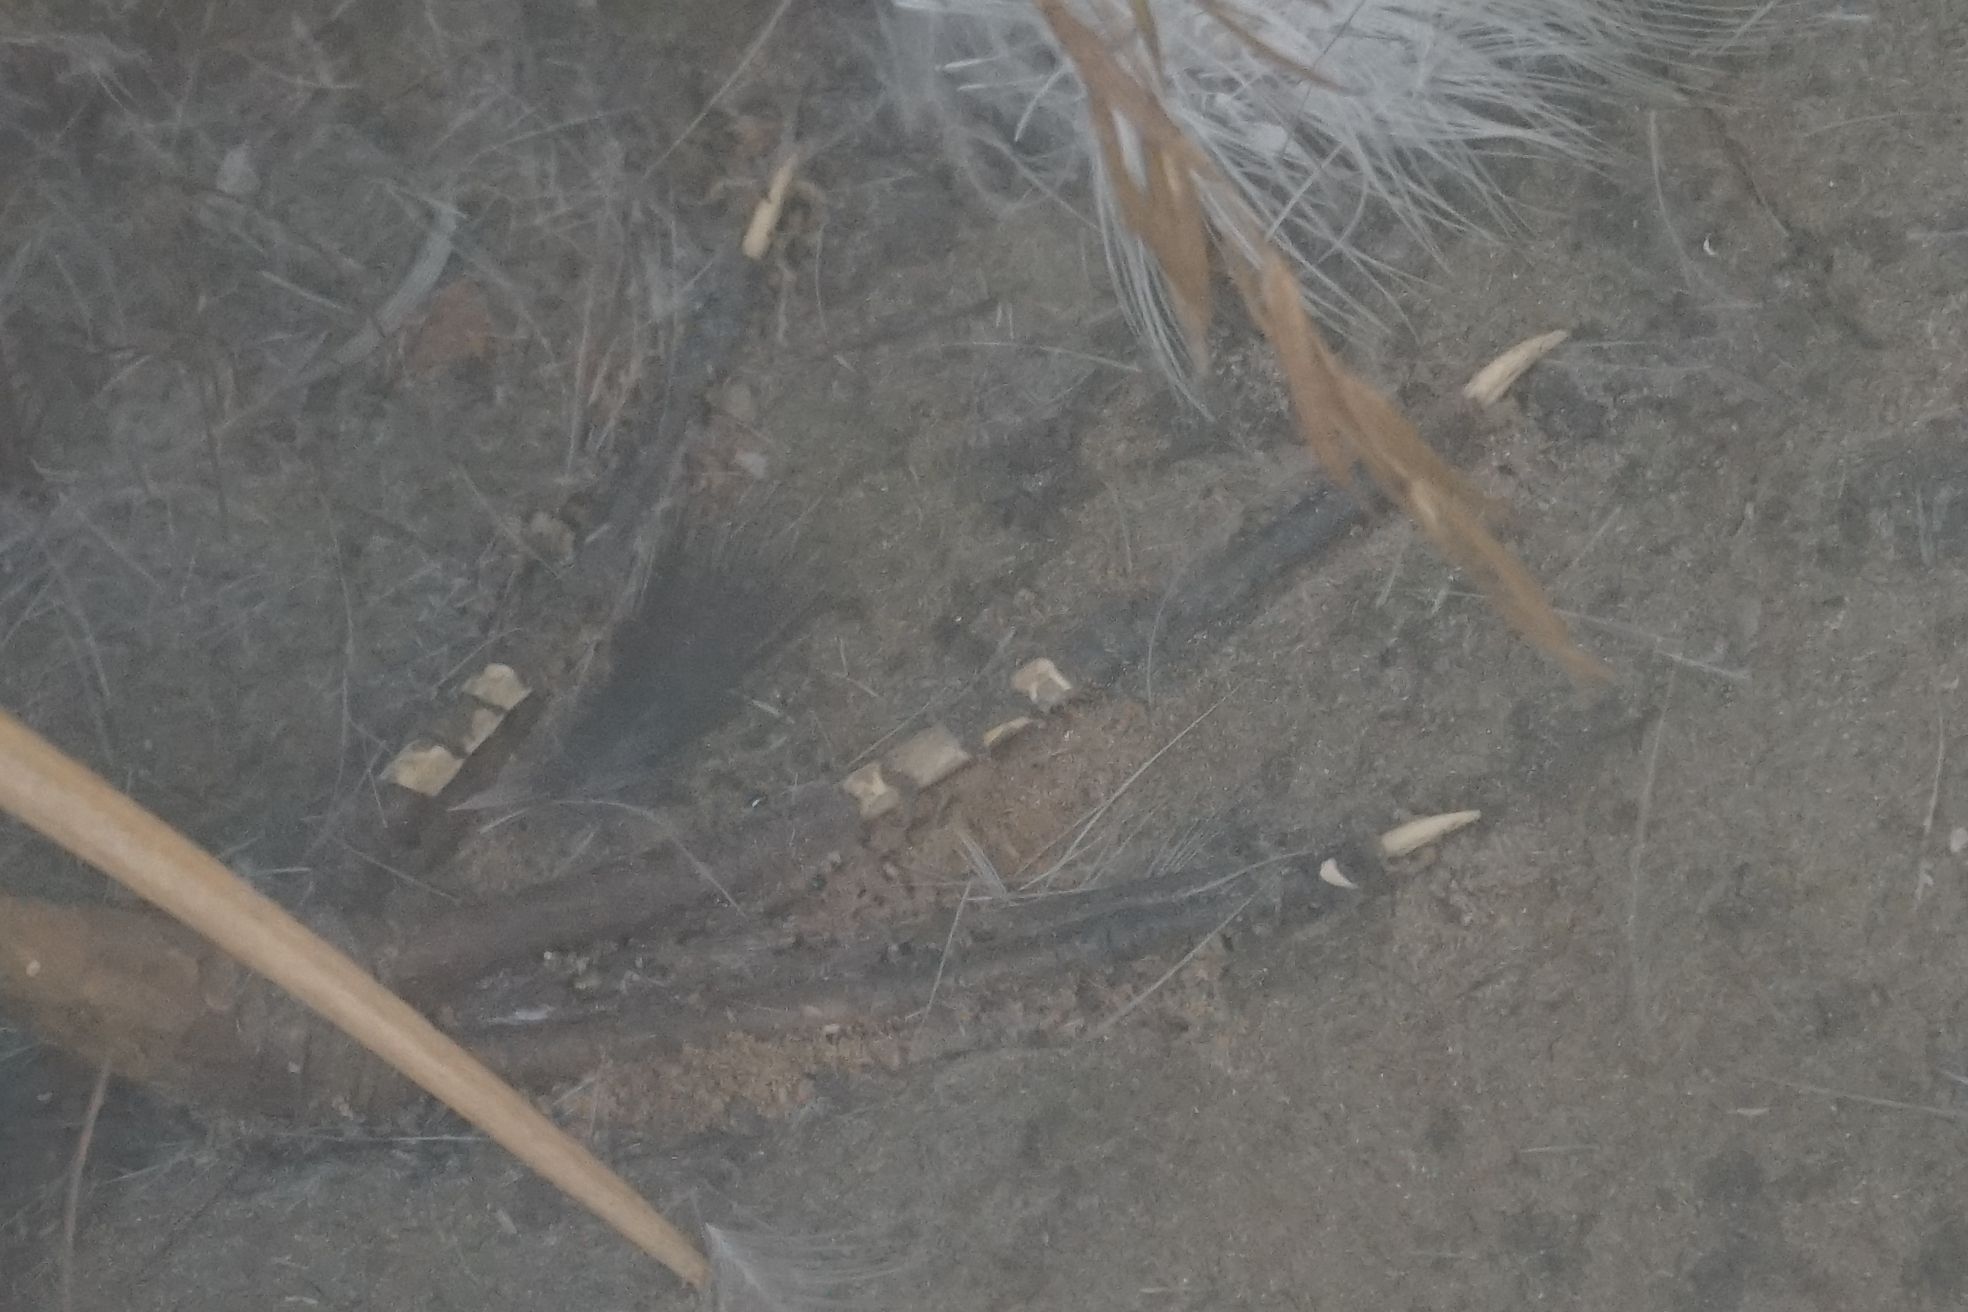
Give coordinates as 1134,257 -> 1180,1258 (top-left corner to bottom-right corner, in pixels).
5,0 -> 1968,1308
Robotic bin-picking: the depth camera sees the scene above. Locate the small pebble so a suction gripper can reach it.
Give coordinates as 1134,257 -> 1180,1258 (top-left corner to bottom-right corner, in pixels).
216,143 -> 259,197
716,380 -> 758,424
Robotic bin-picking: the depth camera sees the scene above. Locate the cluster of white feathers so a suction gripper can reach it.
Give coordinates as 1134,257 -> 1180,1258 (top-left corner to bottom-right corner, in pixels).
883,0 -> 1778,388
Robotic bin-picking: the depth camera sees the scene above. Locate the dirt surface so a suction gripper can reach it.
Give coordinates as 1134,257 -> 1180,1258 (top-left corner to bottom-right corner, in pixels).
6,0 -> 1968,1308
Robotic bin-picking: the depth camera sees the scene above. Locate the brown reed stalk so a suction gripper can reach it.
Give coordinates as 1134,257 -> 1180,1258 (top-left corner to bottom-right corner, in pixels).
1035,0 -> 1609,682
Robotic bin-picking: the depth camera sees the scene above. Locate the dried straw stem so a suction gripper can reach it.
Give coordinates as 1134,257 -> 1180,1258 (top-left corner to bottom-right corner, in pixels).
0,710 -> 711,1288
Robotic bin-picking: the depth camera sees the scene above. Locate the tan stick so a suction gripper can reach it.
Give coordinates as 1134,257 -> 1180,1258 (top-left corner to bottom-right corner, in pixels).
0,709 -> 711,1289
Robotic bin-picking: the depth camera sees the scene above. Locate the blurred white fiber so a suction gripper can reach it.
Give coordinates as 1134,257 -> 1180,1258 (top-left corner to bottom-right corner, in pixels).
704,1221 -> 912,1312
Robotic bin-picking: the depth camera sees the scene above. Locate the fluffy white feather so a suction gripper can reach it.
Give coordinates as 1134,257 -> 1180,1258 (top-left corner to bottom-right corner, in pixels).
704,1222 -> 912,1312
885,0 -> 1780,389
